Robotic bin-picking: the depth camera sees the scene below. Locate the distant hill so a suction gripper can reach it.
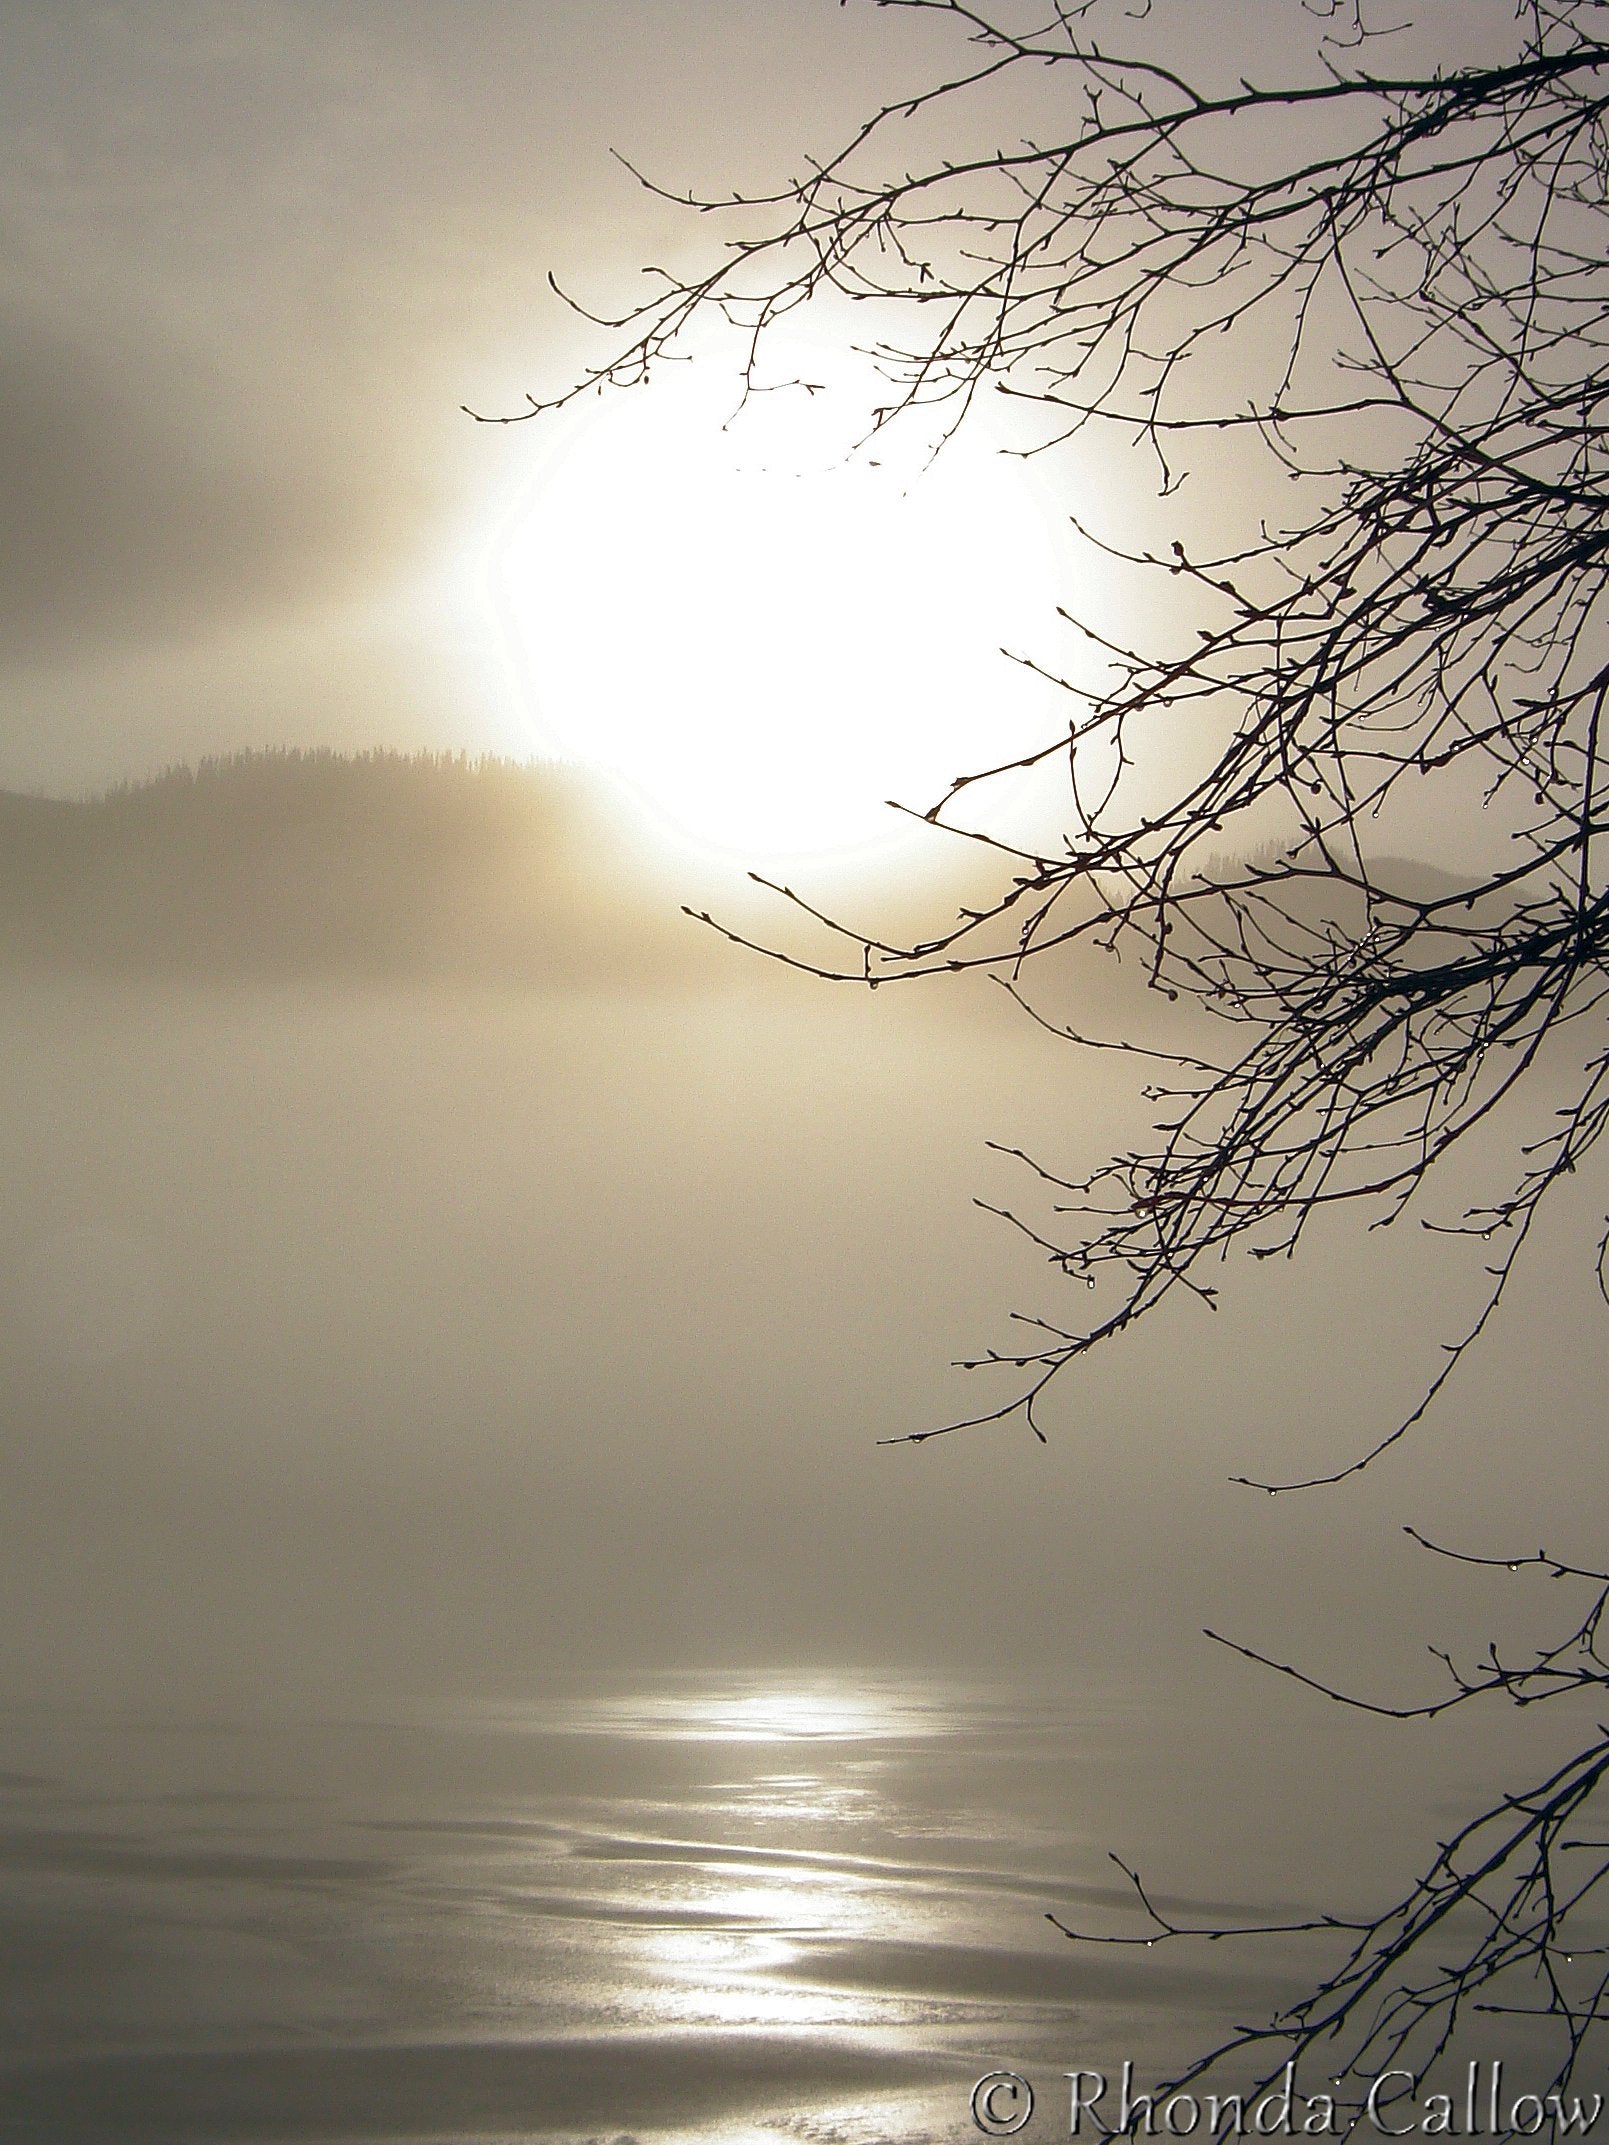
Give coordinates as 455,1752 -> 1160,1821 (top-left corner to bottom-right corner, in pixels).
0,750 -> 719,984
0,748 -> 1490,1002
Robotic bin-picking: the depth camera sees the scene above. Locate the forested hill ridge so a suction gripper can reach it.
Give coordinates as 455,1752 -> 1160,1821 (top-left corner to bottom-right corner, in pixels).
0,750 -> 721,984
0,746 -> 1474,993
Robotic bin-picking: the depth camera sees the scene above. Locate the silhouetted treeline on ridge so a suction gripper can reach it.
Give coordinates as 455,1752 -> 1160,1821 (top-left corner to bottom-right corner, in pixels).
0,749 -> 712,983
0,746 -> 1472,997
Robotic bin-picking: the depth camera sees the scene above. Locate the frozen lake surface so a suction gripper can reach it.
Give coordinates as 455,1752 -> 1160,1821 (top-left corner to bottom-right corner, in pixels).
0,1676 -> 1310,2143
0,982 -> 1597,2140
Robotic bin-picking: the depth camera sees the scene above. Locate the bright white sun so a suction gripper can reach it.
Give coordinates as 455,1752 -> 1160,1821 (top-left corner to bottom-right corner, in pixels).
487,344 -> 1066,863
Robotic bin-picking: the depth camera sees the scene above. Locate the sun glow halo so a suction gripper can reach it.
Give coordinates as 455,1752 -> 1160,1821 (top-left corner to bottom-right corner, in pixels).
490,355 -> 1065,862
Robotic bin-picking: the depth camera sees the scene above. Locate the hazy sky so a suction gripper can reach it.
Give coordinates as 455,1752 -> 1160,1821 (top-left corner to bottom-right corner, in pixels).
0,0 -> 978,804
0,0 -> 1530,864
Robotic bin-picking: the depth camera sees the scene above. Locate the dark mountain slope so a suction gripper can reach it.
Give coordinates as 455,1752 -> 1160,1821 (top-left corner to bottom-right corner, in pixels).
0,750 -> 711,984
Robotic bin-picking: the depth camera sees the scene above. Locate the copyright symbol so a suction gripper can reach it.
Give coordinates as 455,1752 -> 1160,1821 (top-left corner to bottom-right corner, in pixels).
972,2070 -> 1035,2135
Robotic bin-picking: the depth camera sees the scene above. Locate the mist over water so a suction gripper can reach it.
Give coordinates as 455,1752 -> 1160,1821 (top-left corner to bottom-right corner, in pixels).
0,784 -> 1604,2135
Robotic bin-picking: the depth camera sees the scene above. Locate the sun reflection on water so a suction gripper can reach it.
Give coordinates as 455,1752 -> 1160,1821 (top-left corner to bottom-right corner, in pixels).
424,1676 -> 1068,2040
487,1679 -> 972,2033
695,1689 -> 885,1743
631,1870 -> 893,2032
616,1809 -> 902,2030
722,1774 -> 876,1825
462,1675 -> 962,1746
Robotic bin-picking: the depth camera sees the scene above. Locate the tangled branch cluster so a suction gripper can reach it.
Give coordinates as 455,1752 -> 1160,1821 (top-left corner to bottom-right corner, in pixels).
1054,1539 -> 1609,2133
597,0 -> 1609,1462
